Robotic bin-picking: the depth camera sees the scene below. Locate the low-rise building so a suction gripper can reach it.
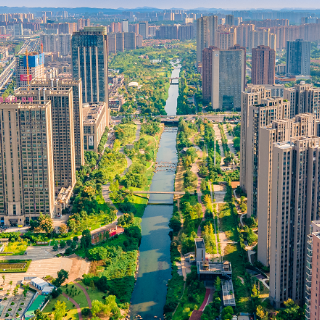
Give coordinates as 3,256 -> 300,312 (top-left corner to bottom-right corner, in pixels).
54,186 -> 73,217
83,102 -> 107,152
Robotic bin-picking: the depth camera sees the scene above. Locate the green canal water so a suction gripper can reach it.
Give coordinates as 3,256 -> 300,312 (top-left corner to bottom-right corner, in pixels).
130,61 -> 180,319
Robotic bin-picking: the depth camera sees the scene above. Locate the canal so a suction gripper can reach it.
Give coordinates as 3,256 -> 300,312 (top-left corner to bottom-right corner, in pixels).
130,60 -> 180,319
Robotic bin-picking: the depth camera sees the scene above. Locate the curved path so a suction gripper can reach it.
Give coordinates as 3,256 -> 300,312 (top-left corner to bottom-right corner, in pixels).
62,292 -> 83,320
75,282 -> 92,307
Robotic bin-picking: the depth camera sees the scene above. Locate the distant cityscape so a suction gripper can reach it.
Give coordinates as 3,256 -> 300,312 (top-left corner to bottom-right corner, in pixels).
1,5 -> 320,320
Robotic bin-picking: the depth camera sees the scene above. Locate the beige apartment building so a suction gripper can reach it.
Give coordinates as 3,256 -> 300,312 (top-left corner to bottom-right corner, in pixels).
0,101 -> 55,226
240,85 -> 271,191
258,114 -> 317,266
270,136 -> 320,308
241,88 -> 290,216
83,102 -> 107,153
305,221 -> 320,320
284,82 -> 320,119
24,79 -> 85,169
16,87 -> 76,191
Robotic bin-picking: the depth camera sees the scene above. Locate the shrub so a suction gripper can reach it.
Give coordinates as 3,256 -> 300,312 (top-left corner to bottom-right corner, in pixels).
11,302 -> 14,305
59,240 -> 66,248
66,240 -> 72,246
65,247 -> 73,255
8,308 -> 12,311
18,308 -> 22,311
5,313 -> 8,317
53,244 -> 58,251
81,308 -> 91,316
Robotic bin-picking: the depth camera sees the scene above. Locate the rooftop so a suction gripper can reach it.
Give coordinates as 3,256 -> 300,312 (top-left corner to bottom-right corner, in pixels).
197,260 -> 232,274
195,238 -> 205,249
83,102 -> 106,125
222,280 -> 236,306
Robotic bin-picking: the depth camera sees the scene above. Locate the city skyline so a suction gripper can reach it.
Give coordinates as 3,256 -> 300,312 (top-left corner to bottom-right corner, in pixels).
3,3 -> 320,9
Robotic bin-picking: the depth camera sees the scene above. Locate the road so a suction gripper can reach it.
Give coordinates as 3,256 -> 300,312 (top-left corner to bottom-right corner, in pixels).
0,38 -> 40,92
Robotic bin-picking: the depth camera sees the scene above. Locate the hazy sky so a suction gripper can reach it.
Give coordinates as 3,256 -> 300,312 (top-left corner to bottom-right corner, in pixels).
4,0 -> 320,10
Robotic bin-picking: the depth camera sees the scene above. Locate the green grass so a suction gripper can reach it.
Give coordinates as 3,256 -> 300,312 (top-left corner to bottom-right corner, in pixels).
1,241 -> 28,255
224,244 -> 252,312
77,281 -> 106,302
43,294 -> 79,320
218,203 -> 237,241
172,284 -> 206,320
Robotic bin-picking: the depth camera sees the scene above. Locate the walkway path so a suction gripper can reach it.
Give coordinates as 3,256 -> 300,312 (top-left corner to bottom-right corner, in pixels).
62,293 -> 82,320
199,288 -> 213,311
223,124 -> 237,156
75,282 -> 92,308
212,124 -> 224,165
209,184 -> 220,257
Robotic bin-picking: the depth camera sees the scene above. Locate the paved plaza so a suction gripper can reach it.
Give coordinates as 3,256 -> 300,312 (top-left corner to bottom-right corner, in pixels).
0,246 -> 89,285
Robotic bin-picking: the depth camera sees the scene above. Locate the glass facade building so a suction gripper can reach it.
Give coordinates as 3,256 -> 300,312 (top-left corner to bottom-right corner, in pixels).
71,26 -> 108,105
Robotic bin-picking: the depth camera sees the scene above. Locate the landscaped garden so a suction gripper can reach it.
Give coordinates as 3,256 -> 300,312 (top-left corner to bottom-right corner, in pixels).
0,260 -> 31,273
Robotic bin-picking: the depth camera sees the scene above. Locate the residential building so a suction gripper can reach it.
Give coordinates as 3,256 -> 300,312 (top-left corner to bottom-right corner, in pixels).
284,82 -> 320,119
305,221 -> 320,320
16,53 -> 45,88
251,45 -> 275,85
122,19 -> 129,33
243,96 -> 290,218
107,33 -> 116,54
225,14 -> 235,26
196,15 -> 218,63
71,26 -> 109,110
216,28 -> 236,49
258,114 -> 317,266
83,102 -> 107,152
124,32 -> 136,50
40,34 -> 71,56
270,137 -> 320,308
286,39 -> 311,76
202,46 -> 245,110
248,28 -> 270,51
116,33 -> 124,52
13,23 -> 23,36
139,22 -> 148,39
15,86 -> 76,191
0,101 -> 55,225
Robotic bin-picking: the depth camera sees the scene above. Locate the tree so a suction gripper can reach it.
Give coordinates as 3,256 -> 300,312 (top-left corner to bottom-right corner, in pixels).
59,240 -> 66,249
91,295 -> 120,319
52,269 -> 69,287
51,288 -> 62,299
37,213 -> 54,233
32,309 -> 51,320
256,305 -> 268,320
54,300 -> 66,320
88,247 -> 108,261
276,299 -> 304,320
81,229 -> 92,249
23,284 -> 29,298
58,224 -> 68,234
221,306 -> 234,320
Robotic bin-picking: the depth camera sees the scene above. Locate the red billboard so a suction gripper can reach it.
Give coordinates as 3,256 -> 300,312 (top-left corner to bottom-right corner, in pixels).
20,74 -> 32,81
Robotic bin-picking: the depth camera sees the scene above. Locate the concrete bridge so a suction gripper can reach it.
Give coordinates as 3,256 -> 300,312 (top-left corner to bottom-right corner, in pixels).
169,77 -> 179,85
131,191 -> 185,195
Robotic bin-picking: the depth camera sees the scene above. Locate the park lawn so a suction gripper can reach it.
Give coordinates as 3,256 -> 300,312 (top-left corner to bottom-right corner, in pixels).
2,241 -> 28,255
43,294 -> 79,320
61,283 -> 89,308
117,123 -> 137,145
218,203 -> 237,242
224,244 -> 251,313
77,280 -> 106,302
172,283 -> 206,320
